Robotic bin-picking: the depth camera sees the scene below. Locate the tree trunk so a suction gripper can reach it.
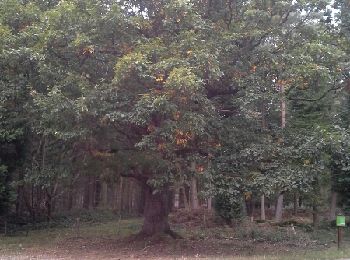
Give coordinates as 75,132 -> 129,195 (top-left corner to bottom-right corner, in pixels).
67,186 -> 73,211
16,184 -> 24,218
207,197 -> 212,211
174,187 -> 180,209
329,191 -> 337,221
260,195 -> 266,221
313,204 -> 319,227
293,193 -> 298,215
260,100 -> 267,222
124,178 -> 130,214
245,196 -> 254,222
129,180 -> 135,214
275,84 -> 286,223
141,185 -> 171,236
275,193 -> 284,222
46,190 -> 52,222
94,177 -> 101,208
181,186 -> 189,210
116,177 -> 123,213
83,176 -> 91,210
190,177 -> 199,210
101,181 -> 108,208
280,85 -> 286,128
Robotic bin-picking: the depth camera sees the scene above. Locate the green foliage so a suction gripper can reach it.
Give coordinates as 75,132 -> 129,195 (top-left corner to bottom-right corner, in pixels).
0,0 -> 349,221
214,193 -> 245,224
0,164 -> 14,216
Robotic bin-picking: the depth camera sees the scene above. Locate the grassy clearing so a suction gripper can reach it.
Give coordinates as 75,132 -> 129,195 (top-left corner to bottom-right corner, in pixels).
0,218 -> 142,251
1,217 -> 350,259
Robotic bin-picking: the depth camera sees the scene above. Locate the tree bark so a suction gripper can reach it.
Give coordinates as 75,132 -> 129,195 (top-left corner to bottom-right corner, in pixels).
275,84 -> 286,223
101,181 -> 108,208
275,193 -> 284,222
181,186 -> 190,210
190,177 -> 200,210
260,194 -> 266,221
293,193 -> 298,215
329,191 -> 337,221
280,84 -> 286,129
67,186 -> 73,211
116,177 -> 123,213
94,177 -> 101,208
141,185 -> 171,236
83,176 -> 91,210
16,184 -> 24,218
313,204 -> 319,227
260,101 -> 266,222
174,187 -> 180,209
45,189 -> 52,222
207,197 -> 212,211
245,196 -> 254,222
128,180 -> 135,216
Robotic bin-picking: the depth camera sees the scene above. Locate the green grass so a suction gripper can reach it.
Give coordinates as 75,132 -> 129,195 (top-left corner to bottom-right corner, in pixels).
231,247 -> 350,260
0,218 -> 142,251
1,218 -> 350,260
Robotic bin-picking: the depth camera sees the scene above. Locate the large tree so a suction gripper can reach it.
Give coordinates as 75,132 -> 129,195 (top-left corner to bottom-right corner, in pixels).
1,0 -> 348,235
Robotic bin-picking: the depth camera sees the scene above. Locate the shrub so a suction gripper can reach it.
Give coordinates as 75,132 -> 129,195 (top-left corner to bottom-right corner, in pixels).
214,193 -> 245,224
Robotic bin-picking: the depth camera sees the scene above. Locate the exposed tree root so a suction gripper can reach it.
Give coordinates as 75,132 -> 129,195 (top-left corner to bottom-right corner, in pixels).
128,228 -> 183,242
164,228 -> 183,239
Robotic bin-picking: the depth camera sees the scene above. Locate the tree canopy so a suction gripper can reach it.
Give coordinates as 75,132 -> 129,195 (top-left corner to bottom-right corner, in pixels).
1,0 -> 349,235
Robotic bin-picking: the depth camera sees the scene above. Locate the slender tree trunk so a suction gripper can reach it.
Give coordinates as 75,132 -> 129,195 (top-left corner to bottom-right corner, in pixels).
138,184 -> 145,215
94,177 -> 101,208
275,193 -> 284,222
181,186 -> 189,210
261,100 -> 267,129
46,190 -> 52,222
174,187 -> 180,209
280,84 -> 286,129
260,194 -> 266,221
123,178 -> 129,213
260,101 -> 266,222
190,177 -> 199,210
30,182 -> 36,221
293,193 -> 298,215
117,177 -> 123,213
129,180 -> 135,214
16,184 -> 23,218
67,186 -> 73,211
275,84 -> 286,223
101,181 -> 108,208
313,204 -> 319,227
23,187 -> 35,222
83,176 -> 91,210
246,196 -> 254,222
113,182 -> 118,211
329,191 -> 337,221
207,197 -> 212,211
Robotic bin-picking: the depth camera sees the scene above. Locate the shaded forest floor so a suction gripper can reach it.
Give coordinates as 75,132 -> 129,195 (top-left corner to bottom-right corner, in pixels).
1,211 -> 350,259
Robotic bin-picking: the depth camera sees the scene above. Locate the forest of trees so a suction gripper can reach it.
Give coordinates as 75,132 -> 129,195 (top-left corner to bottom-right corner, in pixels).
0,0 -> 350,237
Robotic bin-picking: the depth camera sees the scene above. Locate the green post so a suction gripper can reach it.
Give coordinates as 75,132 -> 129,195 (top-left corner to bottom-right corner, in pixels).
336,215 -> 346,249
